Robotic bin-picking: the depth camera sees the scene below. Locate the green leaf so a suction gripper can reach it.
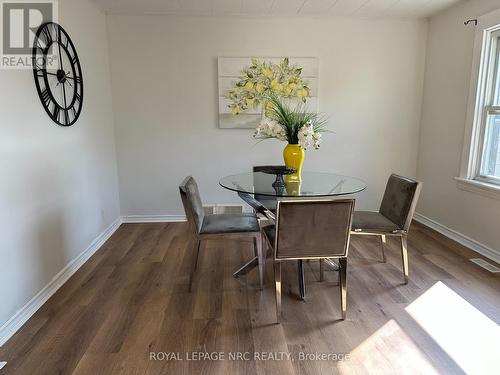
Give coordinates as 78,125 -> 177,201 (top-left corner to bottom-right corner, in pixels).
264,94 -> 328,145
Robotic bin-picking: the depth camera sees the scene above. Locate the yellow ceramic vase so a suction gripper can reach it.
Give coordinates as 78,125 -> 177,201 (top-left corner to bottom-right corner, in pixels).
283,144 -> 305,182
285,180 -> 302,196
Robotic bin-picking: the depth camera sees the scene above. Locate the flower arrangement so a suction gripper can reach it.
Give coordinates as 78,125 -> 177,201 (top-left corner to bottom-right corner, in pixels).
254,95 -> 327,150
227,58 -> 327,181
227,58 -> 310,115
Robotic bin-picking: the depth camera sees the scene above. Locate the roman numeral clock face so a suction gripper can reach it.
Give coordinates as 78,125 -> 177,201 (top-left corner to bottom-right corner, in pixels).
32,22 -> 83,127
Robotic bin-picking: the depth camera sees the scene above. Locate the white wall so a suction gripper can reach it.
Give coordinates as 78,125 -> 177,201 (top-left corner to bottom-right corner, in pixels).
417,0 -> 500,253
107,15 -> 427,217
0,0 -> 120,329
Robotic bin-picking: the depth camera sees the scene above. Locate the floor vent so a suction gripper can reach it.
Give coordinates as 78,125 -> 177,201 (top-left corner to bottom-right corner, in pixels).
204,204 -> 244,215
470,258 -> 500,273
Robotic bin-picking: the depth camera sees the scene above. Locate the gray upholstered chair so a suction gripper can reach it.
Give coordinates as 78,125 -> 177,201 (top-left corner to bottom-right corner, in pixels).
179,176 -> 264,291
352,174 -> 422,284
262,199 -> 355,323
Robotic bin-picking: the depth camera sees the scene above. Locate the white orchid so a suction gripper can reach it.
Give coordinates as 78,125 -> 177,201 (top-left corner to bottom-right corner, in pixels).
254,119 -> 287,141
312,132 -> 322,149
297,121 -> 322,150
253,95 -> 327,148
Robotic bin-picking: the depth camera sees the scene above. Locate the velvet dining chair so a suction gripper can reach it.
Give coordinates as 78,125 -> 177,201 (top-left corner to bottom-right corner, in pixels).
351,174 -> 422,284
179,176 -> 265,291
262,199 -> 355,322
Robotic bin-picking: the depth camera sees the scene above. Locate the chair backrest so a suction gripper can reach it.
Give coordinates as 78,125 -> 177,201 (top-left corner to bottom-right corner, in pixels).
379,174 -> 422,232
179,176 -> 205,234
253,166 -> 278,210
274,199 -> 355,260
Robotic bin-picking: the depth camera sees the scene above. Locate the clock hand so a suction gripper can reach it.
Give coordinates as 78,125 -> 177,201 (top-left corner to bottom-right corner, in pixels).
45,71 -> 76,80
62,81 -> 68,110
57,28 -> 63,71
58,45 -> 63,70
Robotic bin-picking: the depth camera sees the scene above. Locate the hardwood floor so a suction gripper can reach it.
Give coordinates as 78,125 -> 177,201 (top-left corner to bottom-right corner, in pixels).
0,222 -> 499,375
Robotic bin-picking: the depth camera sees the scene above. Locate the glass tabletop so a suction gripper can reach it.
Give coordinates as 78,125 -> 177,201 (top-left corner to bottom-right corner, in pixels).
219,171 -> 367,197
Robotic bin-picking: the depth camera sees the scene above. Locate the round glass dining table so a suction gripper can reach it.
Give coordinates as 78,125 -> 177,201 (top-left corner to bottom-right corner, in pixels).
219,171 -> 367,198
219,171 -> 367,300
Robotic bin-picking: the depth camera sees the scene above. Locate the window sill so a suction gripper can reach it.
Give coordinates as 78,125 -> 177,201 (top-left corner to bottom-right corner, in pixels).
455,177 -> 500,200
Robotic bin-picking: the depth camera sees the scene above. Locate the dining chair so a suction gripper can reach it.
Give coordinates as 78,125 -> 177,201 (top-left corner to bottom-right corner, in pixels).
262,199 -> 355,323
351,174 -> 422,284
179,176 -> 265,291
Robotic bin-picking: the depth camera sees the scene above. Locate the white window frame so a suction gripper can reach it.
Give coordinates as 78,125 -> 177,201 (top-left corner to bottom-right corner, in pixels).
458,8 -> 500,198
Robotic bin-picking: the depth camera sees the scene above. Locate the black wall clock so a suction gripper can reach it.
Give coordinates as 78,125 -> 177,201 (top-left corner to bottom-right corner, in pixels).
32,22 -> 83,127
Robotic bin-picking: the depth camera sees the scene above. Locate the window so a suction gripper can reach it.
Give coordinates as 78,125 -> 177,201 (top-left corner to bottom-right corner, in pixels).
460,9 -> 500,193
477,30 -> 500,182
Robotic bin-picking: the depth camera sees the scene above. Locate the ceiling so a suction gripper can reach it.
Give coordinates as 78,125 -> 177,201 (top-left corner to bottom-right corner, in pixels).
91,0 -> 463,19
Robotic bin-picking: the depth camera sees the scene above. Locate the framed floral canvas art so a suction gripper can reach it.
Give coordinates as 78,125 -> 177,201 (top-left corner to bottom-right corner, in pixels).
218,57 -> 319,129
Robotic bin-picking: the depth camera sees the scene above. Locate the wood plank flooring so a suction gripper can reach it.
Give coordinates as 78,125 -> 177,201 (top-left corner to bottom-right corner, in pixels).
0,222 -> 499,375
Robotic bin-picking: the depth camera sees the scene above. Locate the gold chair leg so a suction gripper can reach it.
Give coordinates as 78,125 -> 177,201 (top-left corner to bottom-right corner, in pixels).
319,259 -> 324,282
380,234 -> 387,262
255,233 -> 264,291
339,257 -> 347,320
274,261 -> 282,324
188,239 -> 201,292
401,235 -> 409,284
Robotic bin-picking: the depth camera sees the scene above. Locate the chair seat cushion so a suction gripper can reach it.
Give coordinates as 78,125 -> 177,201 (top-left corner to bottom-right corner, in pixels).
352,211 -> 400,233
200,213 -> 260,234
262,225 -> 276,248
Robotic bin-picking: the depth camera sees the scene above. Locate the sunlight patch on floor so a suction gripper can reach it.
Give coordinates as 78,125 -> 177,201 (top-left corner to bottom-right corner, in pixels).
348,319 -> 440,375
0,361 -> 6,370
406,281 -> 499,375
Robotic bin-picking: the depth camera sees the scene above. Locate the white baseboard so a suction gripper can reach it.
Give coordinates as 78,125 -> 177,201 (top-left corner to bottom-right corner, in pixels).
414,213 -> 500,265
121,215 -> 186,223
0,218 -> 122,347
